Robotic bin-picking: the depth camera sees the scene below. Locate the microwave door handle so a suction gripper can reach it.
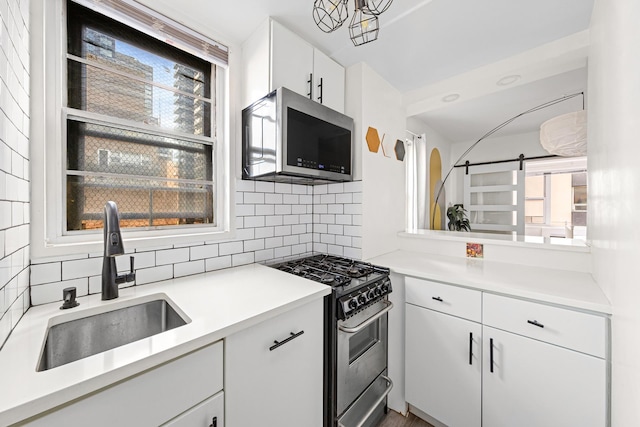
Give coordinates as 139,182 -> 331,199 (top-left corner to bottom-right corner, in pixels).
338,300 -> 393,334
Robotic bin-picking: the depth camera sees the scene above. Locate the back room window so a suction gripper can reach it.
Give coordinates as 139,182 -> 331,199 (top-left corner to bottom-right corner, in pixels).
65,0 -> 216,231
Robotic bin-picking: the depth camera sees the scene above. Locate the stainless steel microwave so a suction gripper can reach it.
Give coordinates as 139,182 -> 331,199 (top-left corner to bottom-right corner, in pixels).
242,87 -> 354,184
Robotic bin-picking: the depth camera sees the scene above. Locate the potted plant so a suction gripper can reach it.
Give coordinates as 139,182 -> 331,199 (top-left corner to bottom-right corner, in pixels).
447,204 -> 471,231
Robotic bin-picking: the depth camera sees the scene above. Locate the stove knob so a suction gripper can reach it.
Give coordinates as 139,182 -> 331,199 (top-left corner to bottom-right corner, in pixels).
374,287 -> 382,297
348,298 -> 359,310
367,289 -> 376,300
380,283 -> 389,294
358,294 -> 367,305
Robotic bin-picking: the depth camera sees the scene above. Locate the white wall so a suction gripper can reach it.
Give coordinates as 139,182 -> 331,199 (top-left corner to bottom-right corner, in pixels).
0,0 -> 30,349
346,62 -> 406,260
589,0 -> 640,425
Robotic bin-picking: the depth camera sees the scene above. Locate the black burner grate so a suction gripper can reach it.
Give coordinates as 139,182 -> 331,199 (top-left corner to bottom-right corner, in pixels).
274,254 -> 389,287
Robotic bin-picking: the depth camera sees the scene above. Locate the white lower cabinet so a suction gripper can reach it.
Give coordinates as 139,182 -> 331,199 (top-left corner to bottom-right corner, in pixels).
24,341 -> 224,427
225,298 -> 324,427
482,326 -> 606,427
163,391 -> 224,427
406,304 -> 481,427
405,277 -> 608,427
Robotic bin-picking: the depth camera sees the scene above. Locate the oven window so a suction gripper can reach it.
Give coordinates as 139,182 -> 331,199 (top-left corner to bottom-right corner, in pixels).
349,321 -> 379,364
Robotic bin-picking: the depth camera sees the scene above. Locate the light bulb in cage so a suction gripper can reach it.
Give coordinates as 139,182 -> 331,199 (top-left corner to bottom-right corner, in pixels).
349,0 -> 379,46
364,0 -> 393,15
313,0 -> 349,33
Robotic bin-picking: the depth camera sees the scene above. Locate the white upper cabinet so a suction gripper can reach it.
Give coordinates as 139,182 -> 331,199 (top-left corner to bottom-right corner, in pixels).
242,19 -> 345,113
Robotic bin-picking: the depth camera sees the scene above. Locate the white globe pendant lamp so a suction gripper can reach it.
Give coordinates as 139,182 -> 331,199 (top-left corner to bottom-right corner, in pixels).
539,110 -> 587,157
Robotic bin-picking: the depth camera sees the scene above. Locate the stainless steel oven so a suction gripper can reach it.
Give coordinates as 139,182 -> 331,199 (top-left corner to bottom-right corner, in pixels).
271,255 -> 393,427
337,300 -> 393,427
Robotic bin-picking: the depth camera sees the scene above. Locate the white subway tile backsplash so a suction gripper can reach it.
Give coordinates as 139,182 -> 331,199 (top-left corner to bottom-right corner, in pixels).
283,194 -> 299,204
255,204 -> 275,216
244,192 -> 265,204
335,215 -> 352,225
335,193 -> 352,204
327,204 -> 343,214
30,262 -> 61,285
283,215 -> 299,225
265,237 -> 284,249
205,255 -> 232,271
314,185 -> 327,195
61,257 -> 102,281
344,247 -> 362,260
327,183 -> 344,193
274,183 -> 292,194
344,181 -> 362,192
255,249 -> 274,262
265,215 -> 284,227
265,193 -> 283,204
344,225 -> 362,237
235,180 -> 254,192
255,181 -> 275,193
31,278 -> 88,306
255,227 -> 275,239
335,235 -> 351,247
327,245 -> 343,256
174,260 -> 205,278
156,248 -> 189,266
189,244 -> 219,261
136,265 -> 173,286
232,252 -> 254,267
219,241 -> 244,256
320,214 -> 335,224
235,204 -> 255,217
292,184 -> 307,194
274,246 -> 292,258
275,204 -> 292,215
291,224 -> 306,235
244,239 -> 265,252
283,235 -> 299,246
320,194 -> 336,204
244,215 -> 265,228
26,179 -> 363,310
274,225 -> 292,236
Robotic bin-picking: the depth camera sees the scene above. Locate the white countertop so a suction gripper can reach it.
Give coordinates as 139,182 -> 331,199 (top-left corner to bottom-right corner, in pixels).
368,250 -> 611,315
0,264 -> 331,426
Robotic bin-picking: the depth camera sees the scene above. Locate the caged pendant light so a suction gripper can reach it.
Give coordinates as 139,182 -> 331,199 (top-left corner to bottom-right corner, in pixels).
312,0 -> 393,46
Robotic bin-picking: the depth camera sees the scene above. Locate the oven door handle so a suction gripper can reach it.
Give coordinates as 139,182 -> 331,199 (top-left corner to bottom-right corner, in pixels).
338,300 -> 393,334
338,375 -> 393,427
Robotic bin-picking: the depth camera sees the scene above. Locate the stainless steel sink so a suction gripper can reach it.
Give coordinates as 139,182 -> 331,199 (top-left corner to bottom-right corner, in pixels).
37,297 -> 188,371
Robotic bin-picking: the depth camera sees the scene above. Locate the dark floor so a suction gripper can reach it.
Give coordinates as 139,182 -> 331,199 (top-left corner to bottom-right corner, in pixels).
378,410 -> 435,427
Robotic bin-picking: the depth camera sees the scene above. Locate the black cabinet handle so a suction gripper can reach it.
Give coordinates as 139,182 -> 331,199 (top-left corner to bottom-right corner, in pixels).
209,416 -> 217,427
317,77 -> 323,103
307,73 -> 313,99
527,320 -> 544,328
432,296 -> 443,302
269,330 -> 304,351
468,332 -> 473,365
489,338 -> 494,373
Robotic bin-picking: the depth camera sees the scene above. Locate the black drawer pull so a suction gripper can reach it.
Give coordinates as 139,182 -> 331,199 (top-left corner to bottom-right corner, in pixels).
489,338 -> 494,373
269,330 -> 304,351
527,320 -> 544,328
432,296 -> 443,302
209,416 -> 217,427
468,332 -> 473,365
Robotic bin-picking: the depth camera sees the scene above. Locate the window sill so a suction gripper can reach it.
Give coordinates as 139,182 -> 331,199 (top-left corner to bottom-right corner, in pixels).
32,226 -> 235,260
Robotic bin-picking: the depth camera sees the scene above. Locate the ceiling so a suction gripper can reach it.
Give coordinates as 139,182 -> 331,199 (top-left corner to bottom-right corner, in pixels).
137,0 -> 595,143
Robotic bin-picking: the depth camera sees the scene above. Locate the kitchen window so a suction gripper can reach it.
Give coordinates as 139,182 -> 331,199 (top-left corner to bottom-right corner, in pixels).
31,0 -> 232,257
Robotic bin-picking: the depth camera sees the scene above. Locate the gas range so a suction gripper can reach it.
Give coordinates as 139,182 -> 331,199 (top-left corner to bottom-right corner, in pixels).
273,254 -> 392,319
273,254 -> 394,427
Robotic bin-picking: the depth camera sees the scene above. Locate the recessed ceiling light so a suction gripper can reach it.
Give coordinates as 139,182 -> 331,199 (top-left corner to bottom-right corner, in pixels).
497,75 -> 521,86
442,93 -> 460,103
